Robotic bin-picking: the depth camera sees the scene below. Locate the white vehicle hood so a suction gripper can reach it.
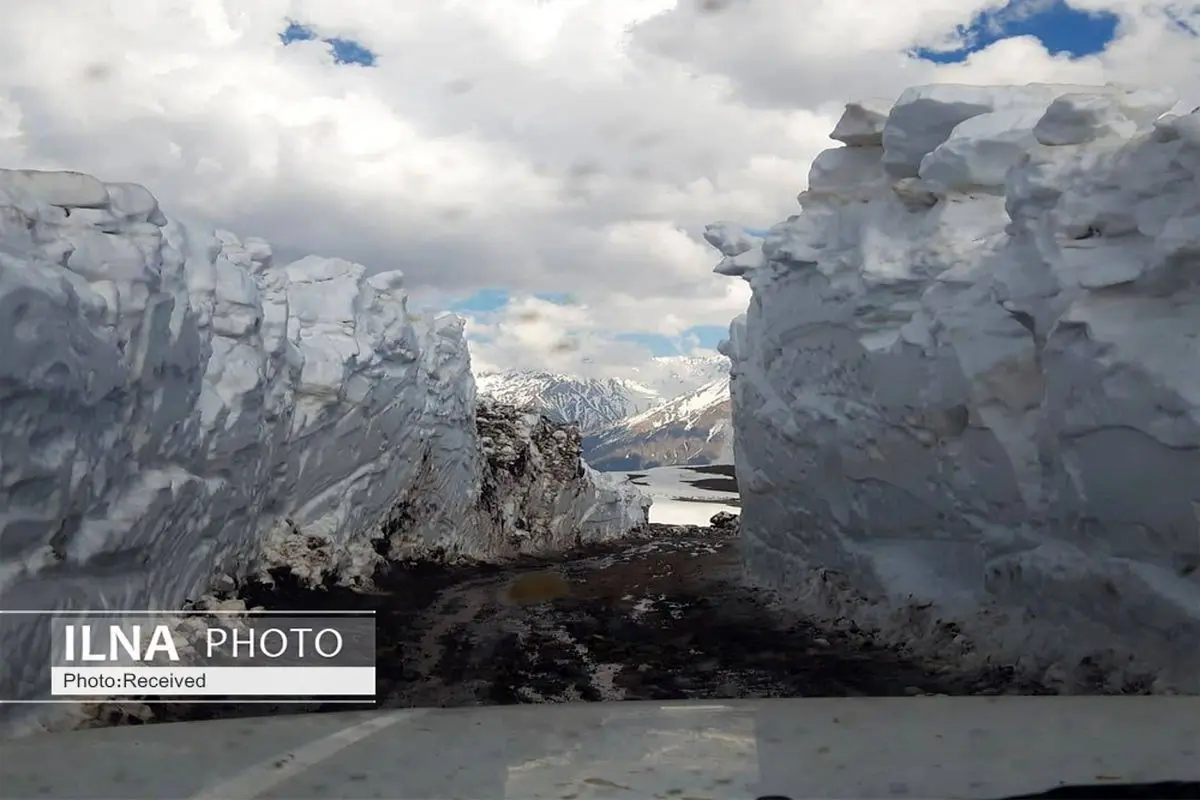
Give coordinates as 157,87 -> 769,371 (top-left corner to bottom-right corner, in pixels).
1,697 -> 1197,799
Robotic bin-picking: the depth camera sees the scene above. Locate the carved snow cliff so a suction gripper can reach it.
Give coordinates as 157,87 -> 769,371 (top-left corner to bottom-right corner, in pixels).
0,169 -> 647,721
711,83 -> 1200,691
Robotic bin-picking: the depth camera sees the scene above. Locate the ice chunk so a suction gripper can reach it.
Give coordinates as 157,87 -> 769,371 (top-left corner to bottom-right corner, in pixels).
830,99 -> 891,147
920,108 -> 1045,190
881,83 -> 1112,178
1032,89 -> 1175,146
703,221 -> 757,257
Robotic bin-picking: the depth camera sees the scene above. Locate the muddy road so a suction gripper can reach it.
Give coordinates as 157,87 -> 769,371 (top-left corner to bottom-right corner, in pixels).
121,521 -> 1058,729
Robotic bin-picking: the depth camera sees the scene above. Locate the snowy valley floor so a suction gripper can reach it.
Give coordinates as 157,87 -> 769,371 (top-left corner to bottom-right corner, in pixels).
97,519 -> 1076,730
623,464 -> 741,526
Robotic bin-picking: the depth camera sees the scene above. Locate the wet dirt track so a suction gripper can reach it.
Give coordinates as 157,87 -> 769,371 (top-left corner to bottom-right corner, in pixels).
383,528 -> 1039,707
137,522 -> 1057,729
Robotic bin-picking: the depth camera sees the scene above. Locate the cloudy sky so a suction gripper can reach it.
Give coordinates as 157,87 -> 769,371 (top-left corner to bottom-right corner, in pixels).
1,0 -> 1197,378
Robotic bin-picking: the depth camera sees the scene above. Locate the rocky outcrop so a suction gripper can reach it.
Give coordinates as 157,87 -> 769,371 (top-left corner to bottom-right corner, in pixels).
711,84 -> 1200,692
456,399 -> 650,556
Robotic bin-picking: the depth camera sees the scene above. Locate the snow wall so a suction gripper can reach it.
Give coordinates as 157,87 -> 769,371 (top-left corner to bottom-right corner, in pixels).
0,169 -> 648,725
709,84 -> 1200,692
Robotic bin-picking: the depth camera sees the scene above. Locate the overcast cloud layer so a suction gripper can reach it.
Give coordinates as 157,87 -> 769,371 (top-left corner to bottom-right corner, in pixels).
1,0 -> 1197,378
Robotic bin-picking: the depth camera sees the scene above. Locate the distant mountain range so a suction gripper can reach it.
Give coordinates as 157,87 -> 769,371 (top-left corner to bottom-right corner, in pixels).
473,372 -> 661,435
582,378 -> 731,470
474,355 -> 732,470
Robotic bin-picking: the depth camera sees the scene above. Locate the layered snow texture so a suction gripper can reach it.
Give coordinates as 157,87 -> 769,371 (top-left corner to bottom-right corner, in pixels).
0,169 -> 647,718
710,83 -> 1200,691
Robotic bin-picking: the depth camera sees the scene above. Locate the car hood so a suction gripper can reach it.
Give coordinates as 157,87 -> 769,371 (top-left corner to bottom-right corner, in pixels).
2,696 -> 1197,799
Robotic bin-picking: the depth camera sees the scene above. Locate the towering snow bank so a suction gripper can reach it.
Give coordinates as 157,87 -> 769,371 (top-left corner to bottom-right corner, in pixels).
711,84 -> 1200,691
0,169 -> 646,716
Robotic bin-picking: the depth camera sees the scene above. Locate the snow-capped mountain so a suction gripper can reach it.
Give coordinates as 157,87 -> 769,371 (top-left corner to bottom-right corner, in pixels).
475,354 -> 732,467
583,378 -> 732,470
474,354 -> 729,436
626,355 -> 729,397
474,370 -> 661,434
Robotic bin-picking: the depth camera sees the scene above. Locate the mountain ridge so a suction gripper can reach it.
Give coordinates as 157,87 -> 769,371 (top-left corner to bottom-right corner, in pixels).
583,378 -> 732,470
474,355 -> 732,469
474,370 -> 662,434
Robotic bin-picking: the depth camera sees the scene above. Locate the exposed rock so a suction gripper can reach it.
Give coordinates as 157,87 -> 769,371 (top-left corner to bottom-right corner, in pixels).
709,511 -> 739,530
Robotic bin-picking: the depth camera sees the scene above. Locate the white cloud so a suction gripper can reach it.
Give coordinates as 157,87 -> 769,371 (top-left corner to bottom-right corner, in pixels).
1,0 -> 1197,377
462,287 -> 745,379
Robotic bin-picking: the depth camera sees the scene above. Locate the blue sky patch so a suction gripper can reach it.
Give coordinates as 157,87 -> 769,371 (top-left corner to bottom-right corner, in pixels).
451,289 -> 726,357
912,0 -> 1119,63
616,325 -> 727,356
279,21 -> 378,66
450,288 -> 512,313
533,291 -> 578,306
450,288 -> 576,313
